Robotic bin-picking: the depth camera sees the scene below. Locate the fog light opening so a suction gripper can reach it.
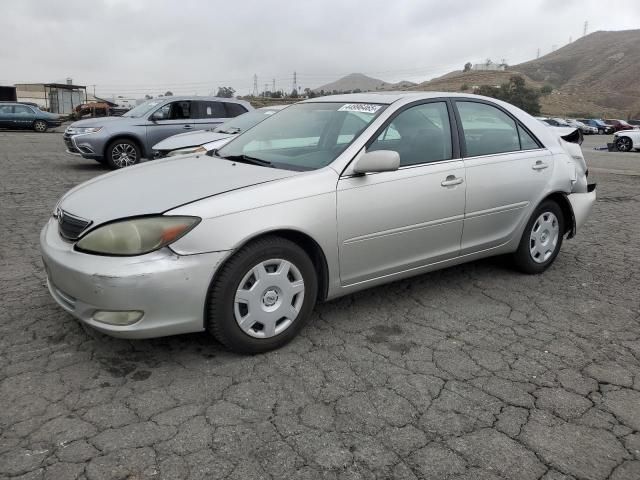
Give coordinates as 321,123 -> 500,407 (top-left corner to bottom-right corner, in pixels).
92,310 -> 143,326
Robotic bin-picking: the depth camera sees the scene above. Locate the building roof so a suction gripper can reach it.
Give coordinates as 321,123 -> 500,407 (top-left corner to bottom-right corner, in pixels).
15,82 -> 86,89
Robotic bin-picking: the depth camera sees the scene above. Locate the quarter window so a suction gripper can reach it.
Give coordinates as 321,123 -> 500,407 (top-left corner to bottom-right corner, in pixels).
224,102 -> 248,117
457,101 -> 520,157
369,102 -> 452,166
518,125 -> 539,150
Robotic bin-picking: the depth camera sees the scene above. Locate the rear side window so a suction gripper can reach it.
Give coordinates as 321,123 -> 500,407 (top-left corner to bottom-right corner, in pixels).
197,101 -> 225,118
369,102 -> 452,166
224,102 -> 248,118
457,101 -> 520,157
0,105 -> 12,114
14,105 -> 33,115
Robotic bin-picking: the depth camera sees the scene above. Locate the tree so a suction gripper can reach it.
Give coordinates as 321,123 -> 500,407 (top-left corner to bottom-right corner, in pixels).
289,89 -> 299,98
476,75 -> 542,115
540,84 -> 553,95
463,62 -> 472,72
164,91 -> 173,96
460,84 -> 469,91
144,94 -> 153,100
216,86 -> 235,98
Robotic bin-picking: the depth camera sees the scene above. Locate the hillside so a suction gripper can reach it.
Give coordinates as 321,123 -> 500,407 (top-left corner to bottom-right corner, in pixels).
411,29 -> 640,117
314,73 -> 415,93
515,29 -> 640,116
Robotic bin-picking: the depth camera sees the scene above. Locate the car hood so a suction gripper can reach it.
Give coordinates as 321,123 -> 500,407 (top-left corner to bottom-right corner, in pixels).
58,155 -> 299,227
153,131 -> 233,151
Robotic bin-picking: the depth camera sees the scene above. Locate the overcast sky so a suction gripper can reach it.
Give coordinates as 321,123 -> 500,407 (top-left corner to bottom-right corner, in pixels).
1,0 -> 638,98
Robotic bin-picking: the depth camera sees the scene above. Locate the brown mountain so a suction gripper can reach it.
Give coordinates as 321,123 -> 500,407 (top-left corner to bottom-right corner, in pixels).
314,73 -> 415,93
410,29 -> 640,117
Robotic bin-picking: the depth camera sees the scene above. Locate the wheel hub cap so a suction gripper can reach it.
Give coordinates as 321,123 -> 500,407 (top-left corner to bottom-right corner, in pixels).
529,212 -> 559,264
234,259 -> 305,338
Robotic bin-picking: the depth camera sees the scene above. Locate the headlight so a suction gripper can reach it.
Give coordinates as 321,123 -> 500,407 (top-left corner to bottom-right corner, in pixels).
67,126 -> 102,135
166,146 -> 207,157
76,216 -> 200,256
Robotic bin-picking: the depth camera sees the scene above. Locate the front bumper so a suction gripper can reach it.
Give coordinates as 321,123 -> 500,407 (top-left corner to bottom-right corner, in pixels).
63,132 -> 106,159
40,218 -> 229,338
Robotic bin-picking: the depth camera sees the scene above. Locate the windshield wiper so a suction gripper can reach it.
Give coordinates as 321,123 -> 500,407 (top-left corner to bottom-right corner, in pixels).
218,154 -> 274,168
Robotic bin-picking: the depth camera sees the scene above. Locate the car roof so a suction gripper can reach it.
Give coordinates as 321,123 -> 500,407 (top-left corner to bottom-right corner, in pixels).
151,96 -> 248,103
302,91 -> 499,105
257,105 -> 288,111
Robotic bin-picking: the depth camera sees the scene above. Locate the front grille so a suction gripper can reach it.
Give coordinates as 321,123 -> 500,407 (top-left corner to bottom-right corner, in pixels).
58,210 -> 92,241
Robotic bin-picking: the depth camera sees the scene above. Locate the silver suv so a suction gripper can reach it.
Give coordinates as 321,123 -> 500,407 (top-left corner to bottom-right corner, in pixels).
63,96 -> 253,169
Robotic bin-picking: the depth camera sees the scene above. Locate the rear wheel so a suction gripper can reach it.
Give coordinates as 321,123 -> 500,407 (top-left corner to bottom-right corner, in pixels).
106,139 -> 140,169
33,120 -> 48,133
615,136 -> 633,152
512,200 -> 564,274
206,236 -> 318,354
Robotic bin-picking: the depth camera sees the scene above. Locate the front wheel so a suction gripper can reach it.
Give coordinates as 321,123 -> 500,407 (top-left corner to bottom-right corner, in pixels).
33,120 -> 48,133
206,236 -> 318,353
512,201 -> 564,274
106,139 -> 140,169
598,128 -> 604,135
615,136 -> 633,152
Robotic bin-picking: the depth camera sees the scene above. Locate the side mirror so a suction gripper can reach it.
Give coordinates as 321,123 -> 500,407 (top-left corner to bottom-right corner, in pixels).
352,150 -> 400,174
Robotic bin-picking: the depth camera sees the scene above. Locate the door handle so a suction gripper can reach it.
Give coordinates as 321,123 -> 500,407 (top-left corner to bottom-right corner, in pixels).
532,160 -> 548,170
441,175 -> 464,187
183,124 -> 193,130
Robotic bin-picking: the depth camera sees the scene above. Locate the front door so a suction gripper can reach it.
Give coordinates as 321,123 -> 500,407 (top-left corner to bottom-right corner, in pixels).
454,100 -> 553,254
12,105 -> 36,129
337,101 -> 466,286
146,100 -> 195,148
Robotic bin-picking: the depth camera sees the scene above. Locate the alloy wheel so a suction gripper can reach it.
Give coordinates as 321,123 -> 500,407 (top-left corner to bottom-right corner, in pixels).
234,259 -> 305,338
529,212 -> 559,264
111,143 -> 138,168
34,121 -> 47,132
616,137 -> 632,152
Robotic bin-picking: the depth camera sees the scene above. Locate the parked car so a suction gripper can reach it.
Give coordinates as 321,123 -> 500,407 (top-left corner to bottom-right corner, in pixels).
41,92 -> 596,353
613,129 -> 640,152
604,119 -> 634,132
153,105 -> 288,157
0,102 -> 61,132
63,96 -> 253,169
565,118 -> 597,135
628,119 -> 640,127
577,119 -> 613,135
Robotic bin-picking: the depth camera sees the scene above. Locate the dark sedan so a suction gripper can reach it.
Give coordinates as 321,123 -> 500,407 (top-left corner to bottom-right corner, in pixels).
0,102 -> 62,132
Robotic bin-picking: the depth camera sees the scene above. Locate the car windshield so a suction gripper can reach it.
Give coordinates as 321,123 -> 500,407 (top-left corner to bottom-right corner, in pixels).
215,102 -> 386,171
122,100 -> 163,118
213,110 -> 279,134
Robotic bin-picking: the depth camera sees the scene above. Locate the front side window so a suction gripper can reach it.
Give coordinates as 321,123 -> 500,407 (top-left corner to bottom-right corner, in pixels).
457,101 -> 520,157
216,102 -> 385,171
369,102 -> 452,166
154,101 -> 192,120
14,105 -> 33,115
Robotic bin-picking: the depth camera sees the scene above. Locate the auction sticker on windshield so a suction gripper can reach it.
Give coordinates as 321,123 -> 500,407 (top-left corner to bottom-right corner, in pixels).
338,104 -> 382,114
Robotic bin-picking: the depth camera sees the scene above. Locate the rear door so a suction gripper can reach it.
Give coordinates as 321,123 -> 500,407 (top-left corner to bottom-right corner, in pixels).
454,100 -> 552,254
12,105 -> 36,129
146,100 -> 195,147
193,101 -> 227,131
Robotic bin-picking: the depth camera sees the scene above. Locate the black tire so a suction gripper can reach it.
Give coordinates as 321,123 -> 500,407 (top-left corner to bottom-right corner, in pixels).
512,200 -> 565,274
106,138 -> 141,169
615,136 -> 633,152
206,236 -> 318,354
33,120 -> 48,133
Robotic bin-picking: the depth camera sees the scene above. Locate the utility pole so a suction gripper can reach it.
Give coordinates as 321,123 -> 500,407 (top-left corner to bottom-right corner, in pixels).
252,74 -> 258,97
583,21 -> 588,37
292,71 -> 297,94
272,78 -> 275,93
536,48 -> 540,59
264,83 -> 268,97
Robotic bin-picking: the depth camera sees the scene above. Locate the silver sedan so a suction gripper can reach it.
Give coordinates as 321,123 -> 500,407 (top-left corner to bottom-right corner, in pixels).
41,92 -> 596,353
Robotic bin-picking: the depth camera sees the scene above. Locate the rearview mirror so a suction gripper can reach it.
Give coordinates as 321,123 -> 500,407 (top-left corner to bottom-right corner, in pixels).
353,150 -> 400,174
